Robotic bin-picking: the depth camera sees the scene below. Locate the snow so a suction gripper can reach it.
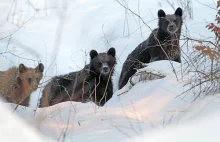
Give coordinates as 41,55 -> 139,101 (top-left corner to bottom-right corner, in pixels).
128,110 -> 220,142
0,100 -> 48,141
0,0 -> 219,141
116,60 -> 181,95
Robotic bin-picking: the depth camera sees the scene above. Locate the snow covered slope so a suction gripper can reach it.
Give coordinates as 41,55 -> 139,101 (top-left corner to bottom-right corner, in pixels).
128,110 -> 220,142
4,60 -> 220,141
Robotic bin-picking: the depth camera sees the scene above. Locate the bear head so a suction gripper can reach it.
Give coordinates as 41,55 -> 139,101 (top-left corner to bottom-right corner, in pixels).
17,63 -> 44,91
158,7 -> 183,35
89,47 -> 116,77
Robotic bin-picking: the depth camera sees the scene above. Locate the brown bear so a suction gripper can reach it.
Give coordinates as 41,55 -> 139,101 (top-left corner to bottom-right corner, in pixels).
39,47 -> 116,107
0,63 -> 44,106
119,7 -> 183,89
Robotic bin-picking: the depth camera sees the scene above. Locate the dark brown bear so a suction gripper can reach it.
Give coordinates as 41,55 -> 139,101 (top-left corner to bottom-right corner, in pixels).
39,48 -> 116,107
119,7 -> 183,89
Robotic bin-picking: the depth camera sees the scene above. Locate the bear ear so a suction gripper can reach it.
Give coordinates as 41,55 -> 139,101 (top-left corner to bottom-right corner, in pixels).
36,63 -> 44,73
158,9 -> 166,18
107,47 -> 116,57
90,50 -> 98,59
18,63 -> 26,73
174,7 -> 182,17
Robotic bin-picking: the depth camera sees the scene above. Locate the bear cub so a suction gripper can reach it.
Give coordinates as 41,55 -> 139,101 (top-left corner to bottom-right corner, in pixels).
39,48 -> 116,107
0,63 -> 44,106
119,7 -> 183,89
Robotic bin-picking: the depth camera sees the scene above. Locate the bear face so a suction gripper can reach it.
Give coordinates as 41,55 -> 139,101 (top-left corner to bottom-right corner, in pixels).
17,63 -> 44,91
158,7 -> 183,35
89,48 -> 116,77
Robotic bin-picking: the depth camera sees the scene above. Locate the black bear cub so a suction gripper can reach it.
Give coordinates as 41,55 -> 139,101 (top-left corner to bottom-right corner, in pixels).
119,7 -> 183,89
39,48 -> 116,107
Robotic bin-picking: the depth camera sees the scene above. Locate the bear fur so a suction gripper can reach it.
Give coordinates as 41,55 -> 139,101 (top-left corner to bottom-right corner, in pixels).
118,7 -> 183,89
39,47 -> 116,107
0,63 -> 44,106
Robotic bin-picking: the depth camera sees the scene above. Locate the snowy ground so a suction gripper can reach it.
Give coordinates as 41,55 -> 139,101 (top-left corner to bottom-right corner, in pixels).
0,0 -> 219,141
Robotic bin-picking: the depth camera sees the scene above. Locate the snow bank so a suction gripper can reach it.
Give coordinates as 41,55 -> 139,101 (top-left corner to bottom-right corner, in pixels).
116,60 -> 181,95
0,99 -> 48,142
129,110 -> 220,142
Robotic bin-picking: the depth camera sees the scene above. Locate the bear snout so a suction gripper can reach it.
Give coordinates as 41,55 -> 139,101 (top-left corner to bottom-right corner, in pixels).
102,63 -> 110,74
103,67 -> 109,72
167,23 -> 177,34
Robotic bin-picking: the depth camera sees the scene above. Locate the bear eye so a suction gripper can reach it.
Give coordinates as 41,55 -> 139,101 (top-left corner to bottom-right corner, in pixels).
107,61 -> 111,65
98,61 -> 102,66
28,78 -> 33,84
